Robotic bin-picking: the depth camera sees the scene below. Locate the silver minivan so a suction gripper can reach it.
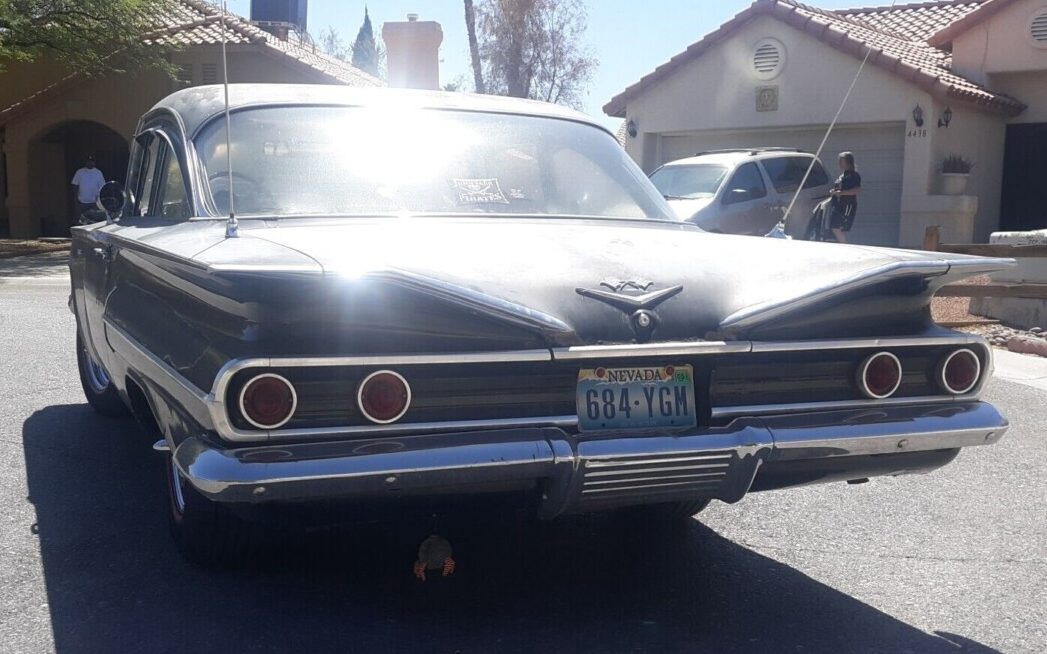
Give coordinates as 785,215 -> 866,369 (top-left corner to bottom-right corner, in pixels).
649,148 -> 831,237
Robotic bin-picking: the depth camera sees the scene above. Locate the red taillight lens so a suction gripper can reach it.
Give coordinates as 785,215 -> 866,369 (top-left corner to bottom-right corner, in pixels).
939,348 -> 981,394
239,374 -> 297,429
357,370 -> 411,424
857,352 -> 902,399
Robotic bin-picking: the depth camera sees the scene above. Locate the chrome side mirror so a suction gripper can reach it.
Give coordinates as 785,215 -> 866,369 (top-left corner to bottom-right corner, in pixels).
96,181 -> 127,223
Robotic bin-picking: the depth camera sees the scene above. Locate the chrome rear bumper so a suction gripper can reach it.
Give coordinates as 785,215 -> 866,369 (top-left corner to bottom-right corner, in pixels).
173,401 -> 1007,515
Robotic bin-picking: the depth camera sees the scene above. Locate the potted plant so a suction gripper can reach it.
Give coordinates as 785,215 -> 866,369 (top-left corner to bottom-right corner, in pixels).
940,155 -> 973,195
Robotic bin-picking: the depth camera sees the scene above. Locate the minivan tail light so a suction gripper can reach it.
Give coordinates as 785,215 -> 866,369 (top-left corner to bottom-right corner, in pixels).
938,348 -> 981,395
857,352 -> 902,399
239,373 -> 297,429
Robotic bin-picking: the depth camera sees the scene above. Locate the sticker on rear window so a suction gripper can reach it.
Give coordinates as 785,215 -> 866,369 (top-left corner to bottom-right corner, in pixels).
453,178 -> 510,204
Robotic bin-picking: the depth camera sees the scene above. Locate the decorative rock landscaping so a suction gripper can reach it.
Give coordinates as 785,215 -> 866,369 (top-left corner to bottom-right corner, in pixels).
964,323 -> 1047,358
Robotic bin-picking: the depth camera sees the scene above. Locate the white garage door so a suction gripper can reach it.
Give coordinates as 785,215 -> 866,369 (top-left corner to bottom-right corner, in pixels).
659,124 -> 905,246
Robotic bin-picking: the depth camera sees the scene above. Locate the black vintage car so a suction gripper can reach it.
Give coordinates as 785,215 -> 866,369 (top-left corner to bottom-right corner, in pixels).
71,85 -> 1010,565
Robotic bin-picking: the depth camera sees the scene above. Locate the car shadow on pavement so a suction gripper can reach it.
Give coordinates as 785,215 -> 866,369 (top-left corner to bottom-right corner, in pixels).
0,251 -> 70,279
23,404 -> 1001,654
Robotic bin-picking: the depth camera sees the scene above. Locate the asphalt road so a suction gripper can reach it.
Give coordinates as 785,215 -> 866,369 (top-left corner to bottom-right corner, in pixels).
1,280 -> 1044,653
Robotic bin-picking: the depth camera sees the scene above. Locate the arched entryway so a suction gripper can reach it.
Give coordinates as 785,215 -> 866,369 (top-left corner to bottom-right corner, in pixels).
28,121 -> 129,236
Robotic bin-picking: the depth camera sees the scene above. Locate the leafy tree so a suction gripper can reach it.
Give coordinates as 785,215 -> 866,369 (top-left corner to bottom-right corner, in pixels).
350,6 -> 379,77
469,0 -> 595,109
442,74 -> 469,93
319,26 -> 349,62
0,0 -> 177,74
463,0 -> 485,94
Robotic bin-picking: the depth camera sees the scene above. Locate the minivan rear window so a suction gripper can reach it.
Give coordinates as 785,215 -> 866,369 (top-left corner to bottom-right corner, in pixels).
761,156 -> 829,193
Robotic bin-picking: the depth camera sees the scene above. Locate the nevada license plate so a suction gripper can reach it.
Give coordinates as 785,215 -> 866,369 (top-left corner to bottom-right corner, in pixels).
576,365 -> 697,431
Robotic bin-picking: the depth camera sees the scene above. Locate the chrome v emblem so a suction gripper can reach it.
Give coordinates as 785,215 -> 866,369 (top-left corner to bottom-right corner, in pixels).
575,284 -> 683,313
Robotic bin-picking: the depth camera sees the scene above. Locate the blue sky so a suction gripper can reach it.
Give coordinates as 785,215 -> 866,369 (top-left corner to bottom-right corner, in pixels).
225,0 -> 871,129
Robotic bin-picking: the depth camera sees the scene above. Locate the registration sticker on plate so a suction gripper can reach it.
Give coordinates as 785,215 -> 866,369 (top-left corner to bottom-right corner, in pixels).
576,365 -> 697,431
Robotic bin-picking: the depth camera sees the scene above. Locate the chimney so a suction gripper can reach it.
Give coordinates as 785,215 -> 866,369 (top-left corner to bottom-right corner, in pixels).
382,14 -> 443,90
250,0 -> 307,41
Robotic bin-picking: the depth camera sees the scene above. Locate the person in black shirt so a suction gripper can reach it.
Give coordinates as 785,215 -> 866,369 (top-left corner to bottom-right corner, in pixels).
828,151 -> 861,243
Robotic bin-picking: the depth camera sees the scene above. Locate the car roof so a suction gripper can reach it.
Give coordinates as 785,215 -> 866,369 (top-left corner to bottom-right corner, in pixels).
150,84 -> 611,138
660,149 -> 817,168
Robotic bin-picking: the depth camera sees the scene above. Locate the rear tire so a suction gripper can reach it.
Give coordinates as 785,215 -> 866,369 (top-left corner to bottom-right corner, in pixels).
166,454 -> 259,566
76,331 -> 129,417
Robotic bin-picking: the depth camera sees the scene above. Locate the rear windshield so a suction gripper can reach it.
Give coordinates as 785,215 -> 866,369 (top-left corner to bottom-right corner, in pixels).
649,164 -> 729,199
194,106 -> 675,221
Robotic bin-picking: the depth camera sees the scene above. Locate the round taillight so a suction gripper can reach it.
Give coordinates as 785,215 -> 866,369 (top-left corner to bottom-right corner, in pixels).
939,348 -> 981,395
857,351 -> 902,399
238,373 -> 297,429
357,370 -> 411,424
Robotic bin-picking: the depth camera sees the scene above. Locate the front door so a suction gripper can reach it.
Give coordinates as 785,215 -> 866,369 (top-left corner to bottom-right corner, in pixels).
718,162 -> 775,235
77,131 -> 163,367
1000,123 -> 1047,232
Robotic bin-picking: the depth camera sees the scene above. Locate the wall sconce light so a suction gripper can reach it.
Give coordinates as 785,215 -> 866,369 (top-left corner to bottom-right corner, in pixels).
938,106 -> 953,128
912,104 -> 924,127
626,119 -> 638,138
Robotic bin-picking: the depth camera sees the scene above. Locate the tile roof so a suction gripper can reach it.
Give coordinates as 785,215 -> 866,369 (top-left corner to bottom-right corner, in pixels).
0,0 -> 380,122
603,0 -> 1025,119
925,0 -> 1023,46
839,1 -> 986,41
155,0 -> 382,87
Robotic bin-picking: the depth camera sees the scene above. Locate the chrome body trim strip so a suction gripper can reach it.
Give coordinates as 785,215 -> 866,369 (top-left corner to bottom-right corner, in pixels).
943,257 -> 1016,276
709,394 -> 971,419
103,321 -> 216,430
213,413 -> 580,443
105,316 -> 993,443
766,401 -> 1007,459
749,334 -> 982,352
173,402 -> 1007,508
719,260 -> 951,331
553,341 -> 751,359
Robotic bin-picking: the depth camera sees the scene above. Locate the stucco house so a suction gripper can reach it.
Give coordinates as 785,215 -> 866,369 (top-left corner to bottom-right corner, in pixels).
0,0 -> 380,238
605,0 -> 1047,247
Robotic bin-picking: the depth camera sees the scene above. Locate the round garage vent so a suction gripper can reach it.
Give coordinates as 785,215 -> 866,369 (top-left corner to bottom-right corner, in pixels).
1030,8 -> 1047,47
752,38 -> 785,80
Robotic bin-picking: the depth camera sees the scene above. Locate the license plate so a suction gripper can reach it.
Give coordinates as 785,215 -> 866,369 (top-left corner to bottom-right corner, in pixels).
576,365 -> 697,431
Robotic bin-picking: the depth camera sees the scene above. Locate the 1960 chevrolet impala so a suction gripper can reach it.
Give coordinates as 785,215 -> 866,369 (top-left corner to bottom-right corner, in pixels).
71,85 -> 1011,565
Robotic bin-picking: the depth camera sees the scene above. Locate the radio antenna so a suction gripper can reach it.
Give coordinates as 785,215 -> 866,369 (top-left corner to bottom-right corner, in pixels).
220,0 -> 238,238
779,0 -> 898,232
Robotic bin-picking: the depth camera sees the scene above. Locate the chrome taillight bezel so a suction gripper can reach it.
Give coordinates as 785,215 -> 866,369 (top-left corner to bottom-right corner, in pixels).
238,372 -> 298,430
856,351 -> 903,399
356,369 -> 412,424
938,348 -> 982,395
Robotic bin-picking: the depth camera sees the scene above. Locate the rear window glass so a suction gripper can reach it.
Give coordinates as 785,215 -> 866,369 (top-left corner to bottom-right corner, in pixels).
194,106 -> 675,221
761,156 -> 829,193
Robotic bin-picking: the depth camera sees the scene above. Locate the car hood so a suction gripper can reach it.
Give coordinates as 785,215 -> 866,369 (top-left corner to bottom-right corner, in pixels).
665,197 -> 714,221
193,217 -> 1009,346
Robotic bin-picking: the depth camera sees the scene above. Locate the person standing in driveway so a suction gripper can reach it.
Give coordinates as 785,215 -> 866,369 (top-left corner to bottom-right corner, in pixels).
828,151 -> 861,243
71,155 -> 105,226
